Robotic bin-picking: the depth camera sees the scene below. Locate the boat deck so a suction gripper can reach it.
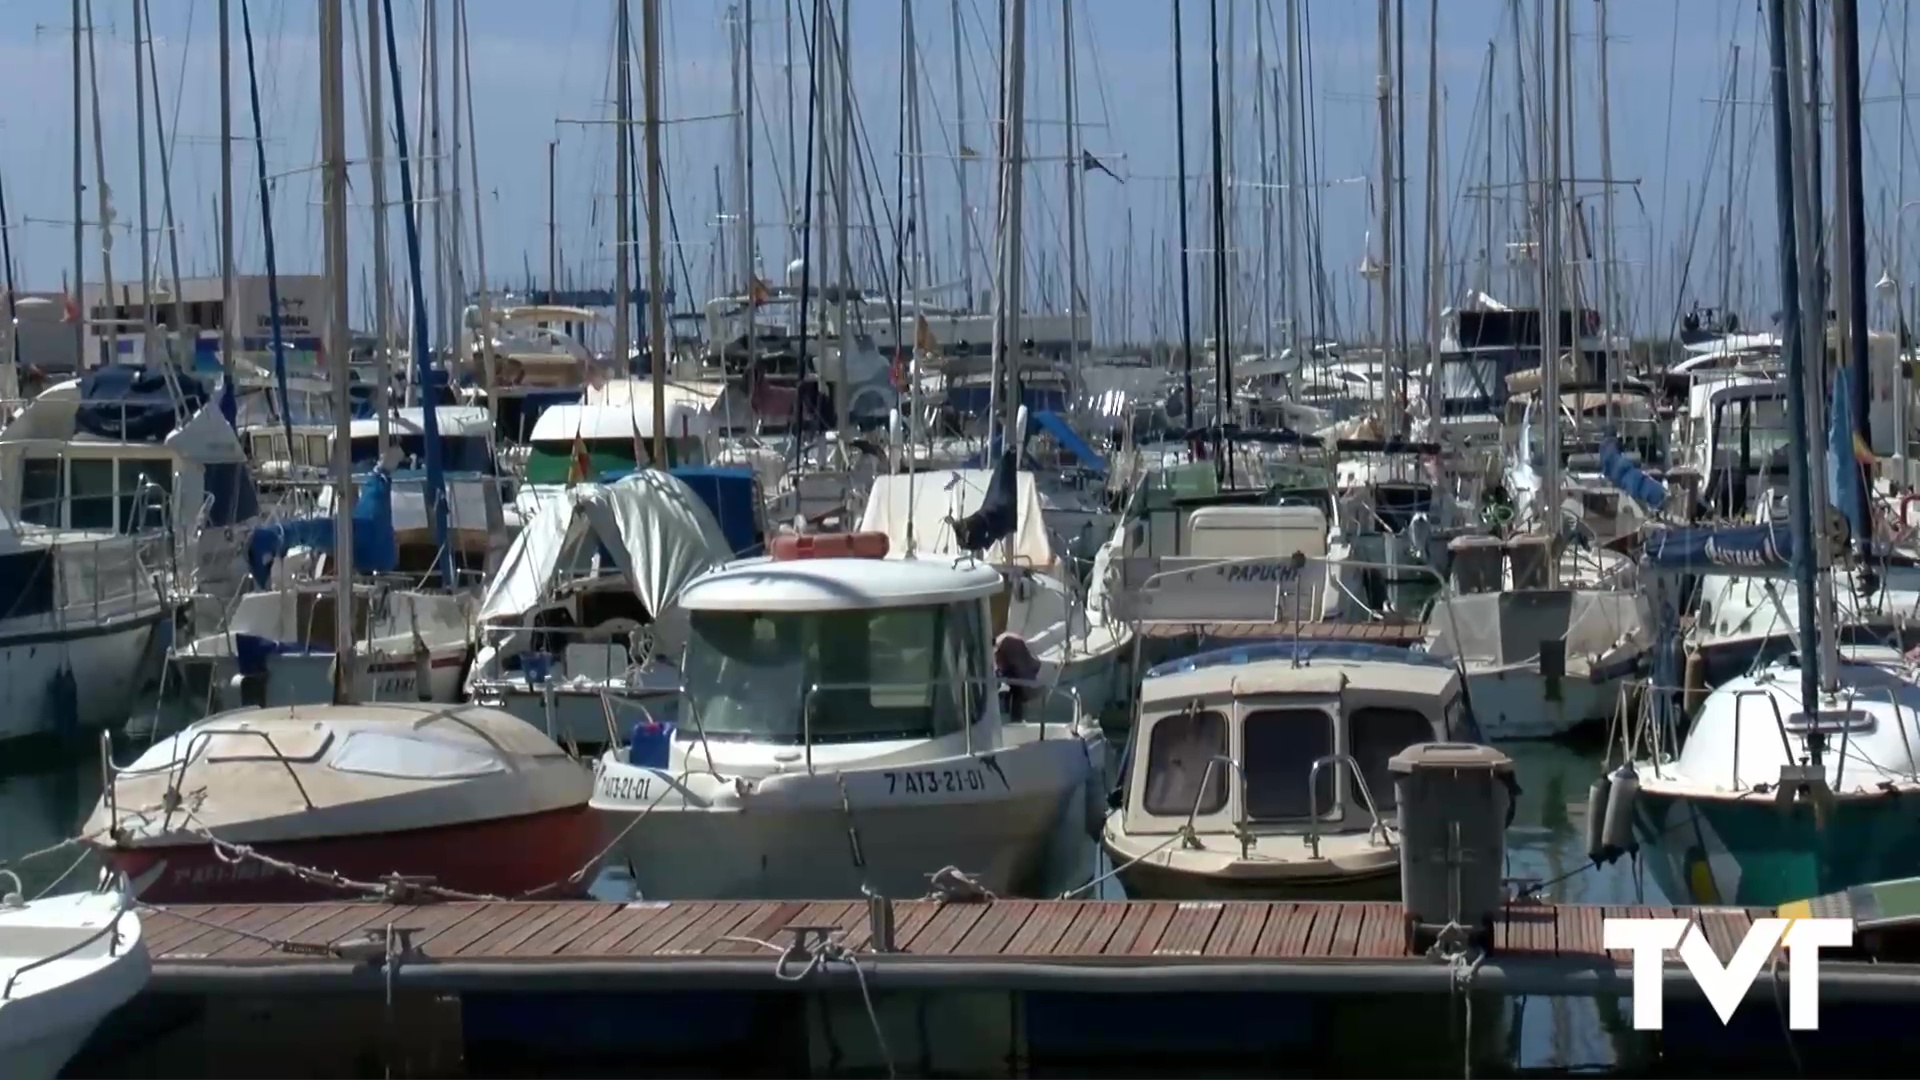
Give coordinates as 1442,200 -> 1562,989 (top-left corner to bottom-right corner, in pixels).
142,898 -> 1765,966
1137,619 -> 1427,644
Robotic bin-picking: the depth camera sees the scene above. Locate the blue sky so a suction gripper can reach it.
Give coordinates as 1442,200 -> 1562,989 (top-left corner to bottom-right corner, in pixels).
1,0 -> 1916,344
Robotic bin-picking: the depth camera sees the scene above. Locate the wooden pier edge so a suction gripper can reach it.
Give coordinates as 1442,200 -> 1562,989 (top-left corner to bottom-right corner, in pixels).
133,898 -> 1920,1002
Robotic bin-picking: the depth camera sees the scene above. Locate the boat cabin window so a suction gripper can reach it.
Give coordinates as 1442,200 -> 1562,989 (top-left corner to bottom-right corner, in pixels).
19,455 -> 173,534
681,602 -> 984,745
1349,706 -> 1434,814
1242,708 -> 1335,819
1142,708 -> 1228,816
0,549 -> 55,619
1710,395 -> 1790,472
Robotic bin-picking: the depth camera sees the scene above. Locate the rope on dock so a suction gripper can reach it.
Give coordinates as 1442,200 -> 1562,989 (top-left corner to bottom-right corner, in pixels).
719,926 -> 898,1080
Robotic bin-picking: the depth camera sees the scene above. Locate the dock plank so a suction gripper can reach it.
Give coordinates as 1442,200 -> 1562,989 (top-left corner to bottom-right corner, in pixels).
513,902 -> 626,957
909,902 -> 990,955
1005,899 -> 1083,956
1154,902 -> 1223,956
957,900 -> 1039,955
561,901 -> 676,956
1326,904 -> 1364,959
1109,902 -> 1179,955
710,902 -> 811,956
1202,902 -> 1269,957
143,905 -> 231,956
1302,904 -> 1340,957
1558,904 -> 1604,957
427,902 -> 544,957
1698,908 -> 1752,965
212,903 -> 363,960
1355,902 -> 1403,958
1050,901 -> 1127,956
1252,902 -> 1312,958
658,902 -> 766,955
622,902 -> 719,955
465,903 -> 582,958
284,904 -> 412,956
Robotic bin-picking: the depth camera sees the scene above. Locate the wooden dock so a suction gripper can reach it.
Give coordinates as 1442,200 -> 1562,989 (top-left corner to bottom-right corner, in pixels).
135,891 -> 1904,991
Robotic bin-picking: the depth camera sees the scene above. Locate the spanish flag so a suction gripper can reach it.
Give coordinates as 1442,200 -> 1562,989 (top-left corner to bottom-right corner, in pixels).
1853,430 -> 1876,466
914,313 -> 937,355
748,274 -> 771,307
567,432 -> 592,486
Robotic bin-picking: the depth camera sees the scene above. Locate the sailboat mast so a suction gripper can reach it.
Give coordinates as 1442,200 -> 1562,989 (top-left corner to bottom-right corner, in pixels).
132,0 -> 153,337
614,0 -> 632,374
1206,0 -> 1231,482
139,2 -> 188,351
1422,0 -> 1442,429
1171,0 -> 1196,444
742,0 -> 758,374
320,0 -> 355,704
1597,0 -> 1620,407
458,0 -> 494,424
1061,0 -> 1081,372
1374,0 -> 1398,437
642,0 -> 669,464
953,0 -> 972,308
1763,0 -> 1825,723
69,0 -> 84,369
1834,0 -> 1872,540
367,0 -> 392,450
1256,18 -> 1274,368
1538,0 -> 1563,586
84,0 -> 114,366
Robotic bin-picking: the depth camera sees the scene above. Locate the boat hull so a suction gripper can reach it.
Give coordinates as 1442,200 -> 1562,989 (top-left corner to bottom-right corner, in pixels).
1634,786 -> 1920,907
1460,667 -> 1618,740
0,612 -> 166,744
104,804 -> 601,904
1107,852 -> 1400,901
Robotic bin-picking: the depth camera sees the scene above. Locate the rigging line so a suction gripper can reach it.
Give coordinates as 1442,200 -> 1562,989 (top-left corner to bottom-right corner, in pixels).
1664,48 -> 1741,344
1650,0 -> 1684,335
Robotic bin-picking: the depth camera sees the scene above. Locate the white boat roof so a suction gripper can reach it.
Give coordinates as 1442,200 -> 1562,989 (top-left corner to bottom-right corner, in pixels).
531,400 -> 715,442
680,556 -> 1005,613
347,406 -> 493,439
1141,654 -> 1459,708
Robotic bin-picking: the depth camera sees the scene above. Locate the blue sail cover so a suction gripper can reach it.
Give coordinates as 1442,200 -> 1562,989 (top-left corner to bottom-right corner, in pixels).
1827,363 -> 1870,541
1599,436 -> 1667,511
1641,521 -> 1796,570
245,467 -> 398,586
1029,410 -> 1107,477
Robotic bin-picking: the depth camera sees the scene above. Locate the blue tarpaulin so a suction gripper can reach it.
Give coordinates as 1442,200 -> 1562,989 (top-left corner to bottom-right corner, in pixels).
1642,522 -> 1795,570
1599,436 -> 1667,511
1029,410 -> 1107,477
246,467 -> 398,586
668,466 -> 763,557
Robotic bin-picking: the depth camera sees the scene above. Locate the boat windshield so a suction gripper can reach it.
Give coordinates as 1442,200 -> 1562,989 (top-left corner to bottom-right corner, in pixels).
681,602 -> 988,744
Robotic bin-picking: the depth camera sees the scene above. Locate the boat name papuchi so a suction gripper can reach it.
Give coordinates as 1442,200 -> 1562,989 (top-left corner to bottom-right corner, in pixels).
1220,560 -> 1301,583
885,766 -> 997,796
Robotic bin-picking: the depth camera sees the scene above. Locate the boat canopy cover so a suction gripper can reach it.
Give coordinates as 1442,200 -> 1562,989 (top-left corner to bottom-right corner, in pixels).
75,365 -> 209,442
246,466 -> 397,586
666,466 -> 763,558
1028,410 -> 1106,477
477,470 -> 731,625
1599,435 -> 1667,511
1642,522 -> 1794,570
1425,589 -> 1650,670
859,460 -> 1055,570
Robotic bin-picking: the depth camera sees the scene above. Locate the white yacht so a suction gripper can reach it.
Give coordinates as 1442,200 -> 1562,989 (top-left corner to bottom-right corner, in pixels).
1102,641 -> 1479,899
590,552 -> 1108,900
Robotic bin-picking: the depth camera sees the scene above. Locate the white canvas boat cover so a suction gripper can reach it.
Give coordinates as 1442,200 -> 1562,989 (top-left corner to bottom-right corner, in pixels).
858,468 -> 1057,570
477,470 -> 732,624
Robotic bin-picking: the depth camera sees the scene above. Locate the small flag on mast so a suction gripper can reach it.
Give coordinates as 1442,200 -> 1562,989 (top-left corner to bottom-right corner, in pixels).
748,274 -> 771,306
914,313 -> 937,355
1081,150 -> 1121,182
568,432 -> 592,486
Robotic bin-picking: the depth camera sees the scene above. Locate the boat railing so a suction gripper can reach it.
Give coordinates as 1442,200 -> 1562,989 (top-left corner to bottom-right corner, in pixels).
1305,753 -> 1394,858
1721,687 -> 1799,790
1181,755 -> 1253,856
0,883 -> 133,1002
102,723 -> 318,837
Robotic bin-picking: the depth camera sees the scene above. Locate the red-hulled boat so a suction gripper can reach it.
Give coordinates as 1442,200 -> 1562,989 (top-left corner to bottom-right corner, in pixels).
83,703 -> 600,904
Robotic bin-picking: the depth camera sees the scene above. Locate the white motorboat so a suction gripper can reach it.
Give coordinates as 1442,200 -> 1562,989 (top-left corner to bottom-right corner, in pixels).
1102,641 -> 1481,899
590,549 -> 1108,900
83,702 -> 598,904
0,881 -> 149,1078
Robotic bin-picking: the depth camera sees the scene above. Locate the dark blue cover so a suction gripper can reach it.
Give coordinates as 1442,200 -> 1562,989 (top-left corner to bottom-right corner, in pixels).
245,467 -> 398,586
1600,435 -> 1668,511
670,466 -> 763,557
1641,522 -> 1795,570
75,366 -> 209,442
